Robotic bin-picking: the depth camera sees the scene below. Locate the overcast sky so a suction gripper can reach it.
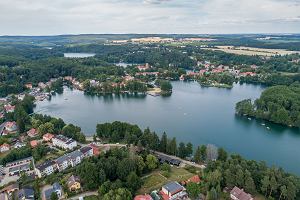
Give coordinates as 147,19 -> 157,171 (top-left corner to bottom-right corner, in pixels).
1,0 -> 300,35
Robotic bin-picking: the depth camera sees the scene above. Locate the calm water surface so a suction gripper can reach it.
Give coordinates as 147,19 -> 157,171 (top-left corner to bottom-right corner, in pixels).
34,82 -> 300,175
64,53 -> 95,58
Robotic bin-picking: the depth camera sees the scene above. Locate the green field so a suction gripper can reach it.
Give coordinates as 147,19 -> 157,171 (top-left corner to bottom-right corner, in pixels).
138,167 -> 196,194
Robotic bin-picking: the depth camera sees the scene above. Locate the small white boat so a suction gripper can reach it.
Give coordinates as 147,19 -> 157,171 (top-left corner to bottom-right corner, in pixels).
266,127 -> 270,130
261,123 -> 265,126
248,118 -> 251,120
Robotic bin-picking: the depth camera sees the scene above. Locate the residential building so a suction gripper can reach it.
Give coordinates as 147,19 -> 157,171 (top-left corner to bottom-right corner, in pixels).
89,144 -> 100,156
30,140 -> 39,148
24,83 -> 33,89
27,128 -> 38,138
18,188 -> 35,200
55,150 -> 83,171
67,175 -> 81,191
160,181 -> 187,200
52,135 -> 77,150
44,183 -> 62,200
230,186 -> 253,200
156,155 -> 181,166
6,157 -> 35,176
0,143 -> 10,152
13,141 -> 26,149
35,160 -> 56,178
4,104 -> 15,113
43,133 -> 54,142
181,175 -> 201,186
79,146 -> 93,157
2,121 -> 18,135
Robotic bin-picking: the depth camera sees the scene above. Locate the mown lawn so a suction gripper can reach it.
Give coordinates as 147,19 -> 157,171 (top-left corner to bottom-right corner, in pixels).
138,166 -> 196,194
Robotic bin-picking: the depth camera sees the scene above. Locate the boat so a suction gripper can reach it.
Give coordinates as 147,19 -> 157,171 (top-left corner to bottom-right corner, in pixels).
248,118 -> 251,120
261,123 -> 265,126
266,127 -> 270,130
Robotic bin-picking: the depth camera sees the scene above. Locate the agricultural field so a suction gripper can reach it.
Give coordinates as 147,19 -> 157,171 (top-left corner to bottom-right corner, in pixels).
205,46 -> 300,56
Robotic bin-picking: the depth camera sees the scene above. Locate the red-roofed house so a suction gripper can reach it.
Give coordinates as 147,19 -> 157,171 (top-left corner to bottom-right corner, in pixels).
30,140 -> 39,148
4,104 -> 15,113
2,121 -> 18,135
24,83 -> 33,89
43,133 -> 54,142
134,195 -> 153,200
230,186 -> 253,200
27,128 -> 38,138
181,175 -> 201,186
89,144 -> 100,156
0,143 -> 10,152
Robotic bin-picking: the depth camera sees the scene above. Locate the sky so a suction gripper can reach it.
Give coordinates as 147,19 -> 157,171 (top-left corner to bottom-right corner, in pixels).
0,0 -> 300,35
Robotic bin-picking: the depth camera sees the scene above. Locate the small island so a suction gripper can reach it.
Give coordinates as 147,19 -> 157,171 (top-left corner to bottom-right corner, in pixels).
236,83 -> 300,128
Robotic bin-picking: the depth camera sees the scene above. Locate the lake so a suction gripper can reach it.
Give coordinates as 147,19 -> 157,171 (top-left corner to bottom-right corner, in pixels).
34,81 -> 300,175
64,53 -> 95,58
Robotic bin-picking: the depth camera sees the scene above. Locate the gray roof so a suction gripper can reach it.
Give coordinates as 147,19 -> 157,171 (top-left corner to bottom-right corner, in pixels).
18,188 -> 34,200
53,182 -> 62,191
8,163 -> 30,173
44,183 -> 62,200
55,150 -> 83,165
68,150 -> 83,160
36,160 -> 55,171
44,188 -> 54,200
162,182 -> 183,194
54,135 -> 75,144
56,154 -> 68,165
6,157 -> 33,167
80,146 -> 92,154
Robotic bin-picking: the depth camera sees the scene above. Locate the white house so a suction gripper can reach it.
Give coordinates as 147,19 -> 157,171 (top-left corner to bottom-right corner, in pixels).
52,135 -> 77,150
35,160 -> 56,178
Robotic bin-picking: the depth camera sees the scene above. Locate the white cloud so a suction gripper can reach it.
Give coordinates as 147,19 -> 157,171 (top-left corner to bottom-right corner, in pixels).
0,0 -> 299,35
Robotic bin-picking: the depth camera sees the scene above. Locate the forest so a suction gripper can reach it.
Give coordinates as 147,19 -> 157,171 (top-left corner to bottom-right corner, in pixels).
95,121 -> 300,199
236,83 -> 300,127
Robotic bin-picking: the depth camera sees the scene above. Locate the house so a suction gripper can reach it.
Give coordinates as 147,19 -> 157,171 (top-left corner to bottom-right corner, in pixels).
13,141 -> 26,149
2,121 -> 18,135
44,182 -> 62,200
0,143 -> 10,152
79,146 -> 93,157
27,128 -> 38,138
35,160 -> 56,178
4,104 -> 15,113
30,140 -> 39,148
89,144 -> 100,156
181,175 -> 201,186
156,155 -> 181,166
67,175 -> 81,191
24,83 -> 33,89
137,64 -> 150,71
134,195 -> 153,200
55,150 -> 83,171
52,135 -> 77,150
230,186 -> 253,200
18,188 -> 35,200
6,157 -> 35,176
43,133 -> 54,142
160,181 -> 187,200
38,82 -> 47,89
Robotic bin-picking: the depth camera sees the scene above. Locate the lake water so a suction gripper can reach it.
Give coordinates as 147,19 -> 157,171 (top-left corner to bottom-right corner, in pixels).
34,81 -> 300,175
64,53 -> 95,58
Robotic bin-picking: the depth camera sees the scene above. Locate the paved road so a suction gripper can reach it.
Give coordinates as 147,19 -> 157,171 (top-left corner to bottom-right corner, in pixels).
67,191 -> 98,200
